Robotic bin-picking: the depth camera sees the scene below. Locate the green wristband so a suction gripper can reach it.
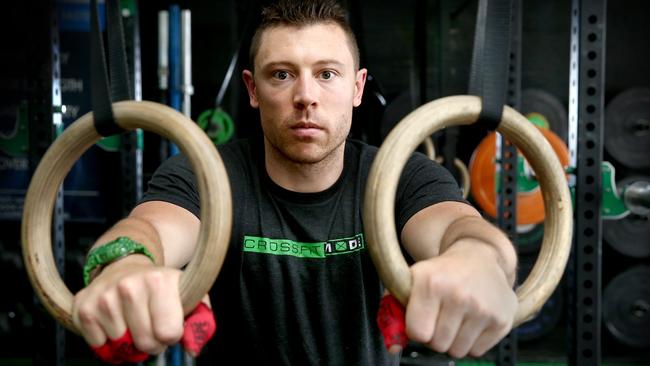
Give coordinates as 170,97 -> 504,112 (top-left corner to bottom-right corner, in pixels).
83,236 -> 155,286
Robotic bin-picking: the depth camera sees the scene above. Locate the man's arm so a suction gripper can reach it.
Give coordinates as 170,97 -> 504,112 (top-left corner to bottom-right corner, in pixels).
398,201 -> 518,358
73,200 -> 200,354
90,200 -> 200,269
401,201 -> 516,284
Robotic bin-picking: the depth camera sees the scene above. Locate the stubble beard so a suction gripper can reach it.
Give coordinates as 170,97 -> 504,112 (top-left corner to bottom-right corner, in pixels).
263,114 -> 350,168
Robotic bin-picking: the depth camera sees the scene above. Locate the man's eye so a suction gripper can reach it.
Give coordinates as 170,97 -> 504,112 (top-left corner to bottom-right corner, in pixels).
274,71 -> 289,80
321,70 -> 333,80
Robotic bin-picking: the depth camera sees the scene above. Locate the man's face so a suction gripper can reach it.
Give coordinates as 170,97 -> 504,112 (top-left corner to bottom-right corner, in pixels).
243,22 -> 367,164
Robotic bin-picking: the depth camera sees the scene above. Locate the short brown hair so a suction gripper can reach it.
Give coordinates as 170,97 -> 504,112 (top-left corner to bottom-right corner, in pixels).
249,0 -> 360,71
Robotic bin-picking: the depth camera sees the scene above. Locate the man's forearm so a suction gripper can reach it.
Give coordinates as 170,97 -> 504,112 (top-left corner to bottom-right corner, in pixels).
439,216 -> 517,285
91,216 -> 165,266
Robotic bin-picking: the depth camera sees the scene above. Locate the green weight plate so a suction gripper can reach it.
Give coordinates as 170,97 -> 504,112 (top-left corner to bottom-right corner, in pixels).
0,102 -> 29,156
603,175 -> 650,258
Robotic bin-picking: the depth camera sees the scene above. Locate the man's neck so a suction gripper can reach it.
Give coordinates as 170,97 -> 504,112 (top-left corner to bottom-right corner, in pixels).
264,142 -> 345,193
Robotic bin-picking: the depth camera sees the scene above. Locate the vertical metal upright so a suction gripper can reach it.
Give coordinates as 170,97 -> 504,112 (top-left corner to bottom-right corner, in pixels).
496,0 -> 521,364
51,10 -> 66,366
119,0 -> 143,217
415,0 -> 429,104
28,1 -> 65,365
567,0 -> 606,365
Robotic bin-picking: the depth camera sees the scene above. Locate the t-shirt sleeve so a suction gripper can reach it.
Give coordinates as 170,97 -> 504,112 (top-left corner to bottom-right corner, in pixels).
395,152 -> 470,234
138,153 -> 201,218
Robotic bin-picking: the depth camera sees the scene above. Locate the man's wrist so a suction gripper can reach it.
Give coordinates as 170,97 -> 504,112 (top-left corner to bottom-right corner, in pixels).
440,216 -> 517,285
89,253 -> 154,279
83,236 -> 156,286
444,238 -> 516,285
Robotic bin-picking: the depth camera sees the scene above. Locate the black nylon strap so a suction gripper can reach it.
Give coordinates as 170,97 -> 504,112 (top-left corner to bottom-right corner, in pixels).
90,0 -> 128,137
106,0 -> 132,102
468,0 -> 513,131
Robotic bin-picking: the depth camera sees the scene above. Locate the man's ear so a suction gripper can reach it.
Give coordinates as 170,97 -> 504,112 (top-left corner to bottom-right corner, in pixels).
353,68 -> 368,107
242,69 -> 259,108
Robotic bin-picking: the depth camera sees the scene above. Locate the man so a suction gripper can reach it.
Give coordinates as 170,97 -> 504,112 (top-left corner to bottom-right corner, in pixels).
73,0 -> 518,364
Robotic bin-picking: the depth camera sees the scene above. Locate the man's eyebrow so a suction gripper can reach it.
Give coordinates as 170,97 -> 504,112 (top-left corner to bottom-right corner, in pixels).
313,59 -> 346,68
259,59 -> 346,71
259,61 -> 297,71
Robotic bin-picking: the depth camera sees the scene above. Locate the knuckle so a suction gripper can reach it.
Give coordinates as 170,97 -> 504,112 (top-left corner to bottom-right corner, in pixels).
405,324 -> 429,343
471,308 -> 487,322
154,323 -> 183,345
450,289 -> 474,309
423,274 -> 442,293
133,336 -> 164,355
448,346 -> 468,359
144,270 -> 165,289
430,337 -> 449,354
464,294 -> 482,311
492,315 -> 511,332
469,345 -> 488,357
431,328 -> 452,352
116,279 -> 138,301
76,304 -> 97,326
96,294 -> 115,315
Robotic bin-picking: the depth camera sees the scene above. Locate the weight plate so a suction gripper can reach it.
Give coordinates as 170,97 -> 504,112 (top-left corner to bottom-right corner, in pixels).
469,127 -> 570,225
516,256 -> 564,342
603,265 -> 650,348
603,175 -> 650,258
517,223 -> 544,254
604,88 -> 650,169
521,89 -> 568,142
380,91 -> 418,141
351,73 -> 386,145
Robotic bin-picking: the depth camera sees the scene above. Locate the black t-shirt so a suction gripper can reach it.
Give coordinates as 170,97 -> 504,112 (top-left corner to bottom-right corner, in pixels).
141,138 -> 466,365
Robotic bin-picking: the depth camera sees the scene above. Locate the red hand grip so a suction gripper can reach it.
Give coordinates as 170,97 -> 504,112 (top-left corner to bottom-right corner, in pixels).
377,294 -> 408,352
90,302 -> 217,363
91,330 -> 148,364
181,302 -> 217,356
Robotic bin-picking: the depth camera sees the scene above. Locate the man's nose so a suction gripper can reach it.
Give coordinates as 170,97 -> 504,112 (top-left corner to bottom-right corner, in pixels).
292,75 -> 318,109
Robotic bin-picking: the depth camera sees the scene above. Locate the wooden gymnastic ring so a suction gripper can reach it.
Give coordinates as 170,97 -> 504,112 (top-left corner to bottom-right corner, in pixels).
21,101 -> 232,334
364,95 -> 572,326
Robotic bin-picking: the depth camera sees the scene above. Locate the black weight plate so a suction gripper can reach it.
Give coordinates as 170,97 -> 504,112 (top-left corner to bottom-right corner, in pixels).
603,265 -> 650,348
516,223 -> 544,255
379,91 -> 418,142
603,175 -> 650,258
605,88 -> 650,169
521,88 -> 568,142
516,256 -> 564,341
351,73 -> 387,146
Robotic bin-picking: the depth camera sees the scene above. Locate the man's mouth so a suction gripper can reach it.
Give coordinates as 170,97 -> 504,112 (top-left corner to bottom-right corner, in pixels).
291,122 -> 322,130
290,121 -> 323,138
